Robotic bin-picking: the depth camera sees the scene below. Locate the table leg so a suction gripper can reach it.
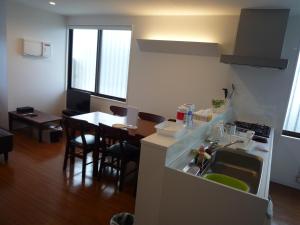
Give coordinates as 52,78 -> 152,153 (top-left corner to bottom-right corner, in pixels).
39,126 -> 43,143
4,153 -> 8,163
8,114 -> 13,131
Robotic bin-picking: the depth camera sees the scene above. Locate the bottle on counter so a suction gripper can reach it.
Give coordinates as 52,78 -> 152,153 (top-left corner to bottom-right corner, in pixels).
176,103 -> 195,128
183,103 -> 195,128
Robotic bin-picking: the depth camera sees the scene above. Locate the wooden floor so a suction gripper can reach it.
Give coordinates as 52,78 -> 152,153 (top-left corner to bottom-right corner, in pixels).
0,131 -> 299,225
0,132 -> 135,225
270,183 -> 300,225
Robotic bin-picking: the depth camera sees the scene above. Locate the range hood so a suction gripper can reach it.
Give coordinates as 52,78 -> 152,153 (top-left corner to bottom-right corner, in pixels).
221,9 -> 290,69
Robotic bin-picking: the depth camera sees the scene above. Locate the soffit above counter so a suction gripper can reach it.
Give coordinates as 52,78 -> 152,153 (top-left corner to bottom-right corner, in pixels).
136,39 -> 220,57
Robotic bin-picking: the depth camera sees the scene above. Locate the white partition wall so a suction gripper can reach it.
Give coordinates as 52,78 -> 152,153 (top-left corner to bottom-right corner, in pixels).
135,109 -> 272,225
0,0 -> 8,128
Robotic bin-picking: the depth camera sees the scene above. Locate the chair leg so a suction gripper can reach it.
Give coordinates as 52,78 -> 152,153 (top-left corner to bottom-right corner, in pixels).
117,158 -> 121,176
110,157 -> 114,174
82,152 -> 87,180
116,158 -> 121,189
63,143 -> 70,171
98,153 -> 106,180
70,146 -> 75,165
119,159 -> 127,192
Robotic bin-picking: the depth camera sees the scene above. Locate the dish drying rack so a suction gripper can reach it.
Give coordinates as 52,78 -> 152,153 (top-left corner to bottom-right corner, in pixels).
182,157 -> 211,176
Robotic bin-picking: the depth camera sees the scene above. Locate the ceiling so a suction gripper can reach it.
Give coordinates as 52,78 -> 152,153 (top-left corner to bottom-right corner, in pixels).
14,0 -> 300,16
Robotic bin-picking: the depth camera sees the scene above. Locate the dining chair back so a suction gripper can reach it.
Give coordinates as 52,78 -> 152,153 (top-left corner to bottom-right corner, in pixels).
63,117 -> 91,146
138,112 -> 165,124
98,123 -> 126,149
110,105 -> 128,117
98,123 -> 140,192
62,116 -> 96,179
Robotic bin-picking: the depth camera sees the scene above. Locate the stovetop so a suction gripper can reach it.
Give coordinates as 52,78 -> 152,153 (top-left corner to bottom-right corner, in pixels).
235,121 -> 271,138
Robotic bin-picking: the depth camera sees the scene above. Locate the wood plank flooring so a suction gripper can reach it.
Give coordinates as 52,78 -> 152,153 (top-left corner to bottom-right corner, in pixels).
270,182 -> 300,225
0,131 -> 299,225
0,131 -> 135,225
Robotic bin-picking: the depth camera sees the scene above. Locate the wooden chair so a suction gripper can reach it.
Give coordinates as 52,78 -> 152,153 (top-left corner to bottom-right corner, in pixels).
110,105 -> 128,116
98,123 -> 140,192
138,112 -> 165,124
62,116 -> 97,179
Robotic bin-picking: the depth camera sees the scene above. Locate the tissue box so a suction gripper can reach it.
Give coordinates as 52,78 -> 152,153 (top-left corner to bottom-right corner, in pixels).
193,109 -> 213,122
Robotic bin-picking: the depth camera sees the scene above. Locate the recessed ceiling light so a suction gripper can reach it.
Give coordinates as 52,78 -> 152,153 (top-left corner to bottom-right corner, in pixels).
49,1 -> 56,6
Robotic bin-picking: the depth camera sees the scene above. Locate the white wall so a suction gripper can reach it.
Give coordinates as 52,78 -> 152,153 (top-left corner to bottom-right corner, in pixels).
6,1 -> 67,115
0,0 -> 8,128
68,15 -> 239,119
231,15 -> 300,189
68,14 -> 300,189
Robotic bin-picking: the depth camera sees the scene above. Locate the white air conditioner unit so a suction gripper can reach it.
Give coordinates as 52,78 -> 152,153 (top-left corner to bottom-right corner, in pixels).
23,39 -> 52,58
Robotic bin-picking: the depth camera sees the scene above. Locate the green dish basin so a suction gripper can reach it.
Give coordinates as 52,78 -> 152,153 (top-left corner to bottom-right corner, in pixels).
203,173 -> 250,192
201,148 -> 263,194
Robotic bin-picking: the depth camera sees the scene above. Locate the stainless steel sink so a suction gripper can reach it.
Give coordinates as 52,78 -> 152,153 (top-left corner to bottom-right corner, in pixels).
202,148 -> 263,194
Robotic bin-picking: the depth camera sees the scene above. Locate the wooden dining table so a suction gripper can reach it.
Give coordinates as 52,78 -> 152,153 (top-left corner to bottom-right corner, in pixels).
72,111 -> 157,176
73,111 -> 156,137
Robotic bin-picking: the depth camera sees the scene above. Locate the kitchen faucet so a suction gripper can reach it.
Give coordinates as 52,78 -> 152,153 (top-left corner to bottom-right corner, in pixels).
207,140 -> 244,154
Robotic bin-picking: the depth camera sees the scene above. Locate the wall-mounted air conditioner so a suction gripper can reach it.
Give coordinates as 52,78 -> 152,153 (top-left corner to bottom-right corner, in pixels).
23,39 -> 52,58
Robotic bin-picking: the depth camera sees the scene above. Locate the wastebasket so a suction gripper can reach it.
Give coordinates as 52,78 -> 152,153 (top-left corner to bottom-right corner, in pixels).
110,212 -> 134,225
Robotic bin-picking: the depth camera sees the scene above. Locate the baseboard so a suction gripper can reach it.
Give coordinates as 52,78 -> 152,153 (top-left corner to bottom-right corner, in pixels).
271,178 -> 300,190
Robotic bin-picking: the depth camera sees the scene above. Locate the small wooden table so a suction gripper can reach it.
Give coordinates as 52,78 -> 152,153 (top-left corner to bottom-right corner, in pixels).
9,110 -> 62,142
72,111 -> 157,176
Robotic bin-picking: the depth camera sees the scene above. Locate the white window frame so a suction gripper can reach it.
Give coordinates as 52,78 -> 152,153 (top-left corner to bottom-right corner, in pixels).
283,49 -> 300,138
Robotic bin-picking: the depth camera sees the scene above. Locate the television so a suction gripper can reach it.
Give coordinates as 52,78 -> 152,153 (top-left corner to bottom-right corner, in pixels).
66,89 -> 90,114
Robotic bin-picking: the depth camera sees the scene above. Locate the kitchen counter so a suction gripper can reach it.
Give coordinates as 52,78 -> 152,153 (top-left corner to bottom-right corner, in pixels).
168,128 -> 274,199
245,129 -> 274,199
134,108 -> 273,225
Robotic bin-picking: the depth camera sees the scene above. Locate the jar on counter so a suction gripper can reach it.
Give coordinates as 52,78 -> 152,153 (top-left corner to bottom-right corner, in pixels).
176,106 -> 186,124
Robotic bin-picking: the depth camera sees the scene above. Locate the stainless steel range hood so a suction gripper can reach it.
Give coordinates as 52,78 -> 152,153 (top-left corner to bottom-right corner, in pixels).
221,9 -> 290,69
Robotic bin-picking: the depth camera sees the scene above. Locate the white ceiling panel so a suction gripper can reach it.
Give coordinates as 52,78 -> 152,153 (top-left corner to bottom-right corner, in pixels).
14,0 -> 300,16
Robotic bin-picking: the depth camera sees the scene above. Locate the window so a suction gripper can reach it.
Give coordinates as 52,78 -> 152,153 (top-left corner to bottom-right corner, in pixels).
99,30 -> 131,99
68,28 -> 132,102
71,29 -> 98,92
283,52 -> 300,138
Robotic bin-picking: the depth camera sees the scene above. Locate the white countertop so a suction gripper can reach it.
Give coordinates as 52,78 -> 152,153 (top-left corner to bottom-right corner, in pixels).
167,129 -> 274,199
243,129 -> 274,199
141,108 -> 273,199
